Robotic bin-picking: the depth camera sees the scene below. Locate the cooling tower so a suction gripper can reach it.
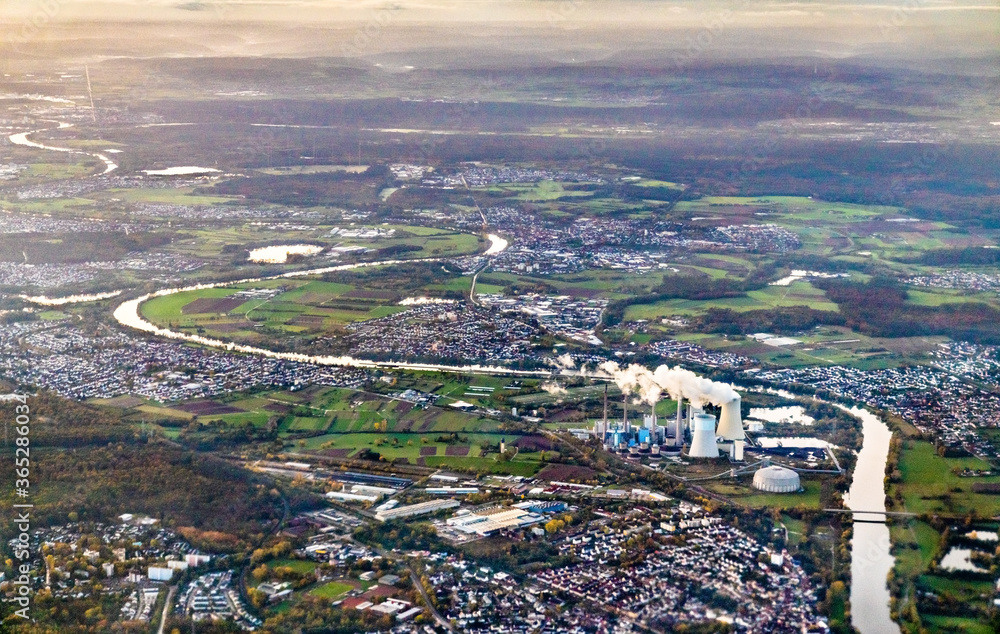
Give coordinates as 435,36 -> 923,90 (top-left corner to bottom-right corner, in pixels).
716,395 -> 744,441
688,413 -> 719,458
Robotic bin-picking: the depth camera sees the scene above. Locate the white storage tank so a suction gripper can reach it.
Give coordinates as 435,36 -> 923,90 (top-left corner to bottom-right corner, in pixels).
752,466 -> 801,493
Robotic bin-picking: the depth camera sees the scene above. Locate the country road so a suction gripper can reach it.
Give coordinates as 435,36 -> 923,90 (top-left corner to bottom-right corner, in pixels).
157,585 -> 177,634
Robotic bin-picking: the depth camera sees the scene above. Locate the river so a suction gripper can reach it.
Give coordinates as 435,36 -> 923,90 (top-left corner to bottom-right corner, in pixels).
11,103 -> 899,628
839,405 -> 900,634
8,121 -> 118,174
746,388 -> 899,632
116,256 -> 895,627
110,236 -> 553,377
21,290 -> 124,306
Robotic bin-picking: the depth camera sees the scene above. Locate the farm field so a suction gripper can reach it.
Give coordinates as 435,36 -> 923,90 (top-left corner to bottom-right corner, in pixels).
895,440 -> 1000,517
127,382 -> 551,474
139,260 -> 480,345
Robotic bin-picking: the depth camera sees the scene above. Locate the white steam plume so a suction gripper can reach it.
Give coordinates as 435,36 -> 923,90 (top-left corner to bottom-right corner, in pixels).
555,353 -> 576,369
541,382 -> 567,396
601,361 -> 737,407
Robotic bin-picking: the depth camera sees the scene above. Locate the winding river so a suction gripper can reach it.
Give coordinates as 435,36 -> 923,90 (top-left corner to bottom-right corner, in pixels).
748,388 -> 899,632
114,272 -> 900,631
9,121 -> 118,174
10,109 -> 899,626
21,290 -> 124,306
839,405 -> 900,634
110,235 -> 552,377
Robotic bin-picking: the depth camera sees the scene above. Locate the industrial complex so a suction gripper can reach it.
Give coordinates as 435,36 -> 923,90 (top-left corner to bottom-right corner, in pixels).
588,363 -> 841,495
591,363 -> 746,460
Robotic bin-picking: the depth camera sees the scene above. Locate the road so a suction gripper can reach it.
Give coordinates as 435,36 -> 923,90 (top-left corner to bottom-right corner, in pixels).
364,540 -> 455,632
157,585 -> 177,634
407,567 -> 454,632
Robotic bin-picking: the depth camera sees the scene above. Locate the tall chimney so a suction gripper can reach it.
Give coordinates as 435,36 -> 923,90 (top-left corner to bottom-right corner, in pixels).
675,397 -> 684,447
623,395 -> 629,434
650,402 -> 658,442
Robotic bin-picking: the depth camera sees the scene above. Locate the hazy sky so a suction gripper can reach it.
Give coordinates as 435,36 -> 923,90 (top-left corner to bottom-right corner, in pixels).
0,1 -> 997,61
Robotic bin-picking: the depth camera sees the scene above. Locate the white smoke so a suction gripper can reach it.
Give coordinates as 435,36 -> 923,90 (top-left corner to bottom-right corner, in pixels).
541,382 -> 568,396
600,361 -> 737,406
555,353 -> 576,369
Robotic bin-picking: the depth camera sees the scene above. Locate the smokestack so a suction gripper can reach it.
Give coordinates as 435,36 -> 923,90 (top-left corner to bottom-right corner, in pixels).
688,402 -> 703,432
717,395 -> 744,441
675,397 -> 684,447
623,395 -> 628,432
603,384 -> 608,426
688,413 -> 720,458
651,402 -> 657,441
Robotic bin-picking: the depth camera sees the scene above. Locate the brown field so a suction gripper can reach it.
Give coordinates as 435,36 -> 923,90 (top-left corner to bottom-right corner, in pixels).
320,448 -> 352,458
176,401 -> 244,415
420,446 -> 437,456
290,315 -> 326,326
445,445 -> 470,456
537,464 -> 598,481
182,296 -> 247,314
515,436 -> 554,452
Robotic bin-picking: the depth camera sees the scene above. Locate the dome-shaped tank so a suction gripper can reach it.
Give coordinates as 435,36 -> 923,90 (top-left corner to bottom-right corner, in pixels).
752,466 -> 801,493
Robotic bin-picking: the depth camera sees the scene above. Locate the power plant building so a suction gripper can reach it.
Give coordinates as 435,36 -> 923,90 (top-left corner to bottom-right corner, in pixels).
590,366 -> 745,461
593,393 -> 745,461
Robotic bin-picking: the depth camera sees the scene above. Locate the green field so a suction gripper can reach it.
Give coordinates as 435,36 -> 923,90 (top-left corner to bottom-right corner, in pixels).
269,558 -> 317,574
704,478 -> 823,510
891,519 -> 942,579
921,615 -> 997,634
623,281 -> 840,321
480,180 -> 594,201
309,581 -> 355,599
136,384 -> 557,472
896,440 -> 1000,516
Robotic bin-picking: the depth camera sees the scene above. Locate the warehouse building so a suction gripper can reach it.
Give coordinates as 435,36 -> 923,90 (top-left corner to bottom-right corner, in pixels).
375,499 -> 460,522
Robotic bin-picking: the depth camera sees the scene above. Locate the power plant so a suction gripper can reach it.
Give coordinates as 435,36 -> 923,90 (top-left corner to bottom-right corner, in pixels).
585,362 -> 843,496
591,362 -> 746,460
